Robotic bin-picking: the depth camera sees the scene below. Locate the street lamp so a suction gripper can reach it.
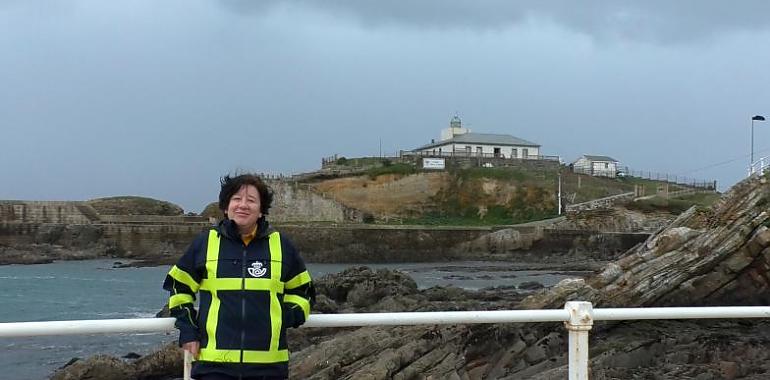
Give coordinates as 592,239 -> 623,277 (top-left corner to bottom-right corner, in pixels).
751,115 -> 766,168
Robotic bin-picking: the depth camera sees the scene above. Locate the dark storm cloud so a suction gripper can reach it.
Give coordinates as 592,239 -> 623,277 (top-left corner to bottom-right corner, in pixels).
219,1 -> 770,43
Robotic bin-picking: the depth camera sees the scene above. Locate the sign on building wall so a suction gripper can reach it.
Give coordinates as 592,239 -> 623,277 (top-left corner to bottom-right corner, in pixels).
423,158 -> 446,170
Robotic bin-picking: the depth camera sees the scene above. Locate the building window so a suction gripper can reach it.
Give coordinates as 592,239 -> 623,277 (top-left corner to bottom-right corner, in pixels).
523,148 -> 529,158
465,146 -> 471,155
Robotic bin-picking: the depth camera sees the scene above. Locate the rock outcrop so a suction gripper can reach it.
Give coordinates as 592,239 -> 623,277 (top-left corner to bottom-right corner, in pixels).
288,174 -> 770,379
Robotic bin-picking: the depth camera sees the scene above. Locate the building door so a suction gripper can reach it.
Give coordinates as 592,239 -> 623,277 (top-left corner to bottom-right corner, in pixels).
522,148 -> 529,159
476,146 -> 483,156
493,147 -> 501,158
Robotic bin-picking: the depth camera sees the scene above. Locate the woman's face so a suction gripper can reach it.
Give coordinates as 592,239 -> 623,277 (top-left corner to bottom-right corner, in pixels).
227,185 -> 262,232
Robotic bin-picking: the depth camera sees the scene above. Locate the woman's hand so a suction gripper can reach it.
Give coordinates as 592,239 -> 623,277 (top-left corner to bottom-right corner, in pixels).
182,341 -> 200,359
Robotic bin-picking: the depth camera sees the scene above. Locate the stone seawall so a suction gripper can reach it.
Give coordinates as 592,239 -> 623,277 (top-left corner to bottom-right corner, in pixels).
1,222 -> 648,265
279,225 -> 492,262
0,201 -> 98,224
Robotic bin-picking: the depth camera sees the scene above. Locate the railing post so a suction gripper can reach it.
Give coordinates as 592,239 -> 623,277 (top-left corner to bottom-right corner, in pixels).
565,301 -> 594,380
183,350 -> 192,380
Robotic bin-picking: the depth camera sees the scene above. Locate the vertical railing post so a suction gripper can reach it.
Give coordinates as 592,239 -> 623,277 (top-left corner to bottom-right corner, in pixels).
183,350 -> 192,380
565,301 -> 594,380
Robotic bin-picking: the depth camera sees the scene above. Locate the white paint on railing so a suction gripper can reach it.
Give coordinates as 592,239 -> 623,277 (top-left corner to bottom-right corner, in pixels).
3,305 -> 770,380
594,306 -> 770,320
0,318 -> 175,338
749,156 -> 768,176
565,302 -> 593,380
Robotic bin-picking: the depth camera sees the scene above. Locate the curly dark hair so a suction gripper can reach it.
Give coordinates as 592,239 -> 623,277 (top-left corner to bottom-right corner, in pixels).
218,173 -> 274,216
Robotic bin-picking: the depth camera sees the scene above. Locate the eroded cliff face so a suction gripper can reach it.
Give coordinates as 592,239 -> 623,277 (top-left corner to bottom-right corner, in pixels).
522,174 -> 770,310
288,174 -> 770,379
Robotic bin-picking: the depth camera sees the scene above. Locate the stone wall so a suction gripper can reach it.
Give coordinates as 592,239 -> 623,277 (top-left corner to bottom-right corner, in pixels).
0,201 -> 99,224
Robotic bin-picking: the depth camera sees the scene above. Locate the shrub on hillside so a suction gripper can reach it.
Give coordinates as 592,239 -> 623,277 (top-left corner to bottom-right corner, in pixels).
86,196 -> 184,216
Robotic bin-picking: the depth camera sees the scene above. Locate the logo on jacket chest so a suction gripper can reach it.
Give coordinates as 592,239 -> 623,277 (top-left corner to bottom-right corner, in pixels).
247,261 -> 268,278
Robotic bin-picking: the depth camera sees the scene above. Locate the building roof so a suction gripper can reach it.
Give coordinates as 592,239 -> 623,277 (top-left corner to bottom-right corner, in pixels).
580,155 -> 619,162
414,132 -> 540,150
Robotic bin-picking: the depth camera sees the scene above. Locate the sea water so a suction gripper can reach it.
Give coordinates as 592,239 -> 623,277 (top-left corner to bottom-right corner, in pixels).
0,259 -> 582,379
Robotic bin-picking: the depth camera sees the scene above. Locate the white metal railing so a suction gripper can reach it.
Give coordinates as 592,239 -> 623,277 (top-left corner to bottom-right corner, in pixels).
749,156 -> 769,176
2,303 -> 770,380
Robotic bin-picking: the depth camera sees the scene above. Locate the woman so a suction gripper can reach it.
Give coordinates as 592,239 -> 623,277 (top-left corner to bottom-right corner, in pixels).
163,173 -> 315,380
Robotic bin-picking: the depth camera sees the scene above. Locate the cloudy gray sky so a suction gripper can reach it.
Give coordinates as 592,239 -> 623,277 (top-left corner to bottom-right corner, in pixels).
2,1 -> 770,212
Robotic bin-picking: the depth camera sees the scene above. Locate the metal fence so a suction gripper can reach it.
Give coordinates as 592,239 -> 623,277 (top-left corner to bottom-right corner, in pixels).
618,166 -> 717,190
2,303 -> 770,380
749,156 -> 769,176
400,150 -> 561,161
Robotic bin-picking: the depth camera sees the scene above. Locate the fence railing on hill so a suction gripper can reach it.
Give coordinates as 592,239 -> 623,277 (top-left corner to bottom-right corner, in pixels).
2,303 -> 769,380
749,156 -> 769,176
565,191 -> 636,213
401,150 -> 560,161
618,166 -> 717,190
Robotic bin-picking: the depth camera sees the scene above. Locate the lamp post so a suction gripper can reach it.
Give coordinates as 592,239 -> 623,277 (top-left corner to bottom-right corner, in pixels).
751,115 -> 766,170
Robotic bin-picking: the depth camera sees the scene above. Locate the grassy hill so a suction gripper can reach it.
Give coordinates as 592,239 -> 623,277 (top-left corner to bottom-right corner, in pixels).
86,196 -> 184,216
307,161 -> 718,225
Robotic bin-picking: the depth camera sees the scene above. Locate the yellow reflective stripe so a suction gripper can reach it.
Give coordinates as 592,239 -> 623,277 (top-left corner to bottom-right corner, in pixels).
198,348 -> 289,363
270,292 -> 282,352
206,289 -> 221,352
284,294 -> 311,319
285,271 -> 311,289
268,231 -> 283,353
200,278 -> 284,292
203,231 -> 221,353
205,230 -> 220,279
168,265 -> 200,292
269,232 -> 282,281
169,293 -> 194,309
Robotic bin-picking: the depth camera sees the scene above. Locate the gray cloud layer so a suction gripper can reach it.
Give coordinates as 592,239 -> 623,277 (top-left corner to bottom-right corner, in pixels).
219,1 -> 770,44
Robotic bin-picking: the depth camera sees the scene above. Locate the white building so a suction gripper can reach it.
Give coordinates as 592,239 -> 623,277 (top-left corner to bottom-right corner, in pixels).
413,116 -> 541,159
572,155 -> 620,178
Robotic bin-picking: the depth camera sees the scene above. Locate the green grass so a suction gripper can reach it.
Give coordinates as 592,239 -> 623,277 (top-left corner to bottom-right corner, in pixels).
625,193 -> 720,214
365,163 -> 417,178
400,211 -> 559,226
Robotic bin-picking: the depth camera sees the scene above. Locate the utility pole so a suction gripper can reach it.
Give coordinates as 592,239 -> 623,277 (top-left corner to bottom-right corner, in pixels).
558,171 -> 562,215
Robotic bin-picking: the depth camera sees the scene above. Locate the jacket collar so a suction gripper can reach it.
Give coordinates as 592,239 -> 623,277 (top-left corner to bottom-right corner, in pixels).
217,217 -> 273,241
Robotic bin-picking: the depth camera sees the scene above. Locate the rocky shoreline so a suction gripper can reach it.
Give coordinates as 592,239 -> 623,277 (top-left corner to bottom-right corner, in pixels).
50,265 -> 770,380
49,174 -> 770,379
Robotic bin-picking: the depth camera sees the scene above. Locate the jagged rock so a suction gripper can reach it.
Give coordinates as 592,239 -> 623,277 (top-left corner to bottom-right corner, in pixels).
518,281 -> 544,290
315,266 -> 419,308
50,355 -> 136,380
133,343 -> 183,379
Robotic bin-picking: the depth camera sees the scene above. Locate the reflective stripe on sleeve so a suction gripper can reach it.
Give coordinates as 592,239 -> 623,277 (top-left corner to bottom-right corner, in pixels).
168,265 -> 200,293
285,270 -> 311,289
169,293 -> 195,309
284,294 -> 311,319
